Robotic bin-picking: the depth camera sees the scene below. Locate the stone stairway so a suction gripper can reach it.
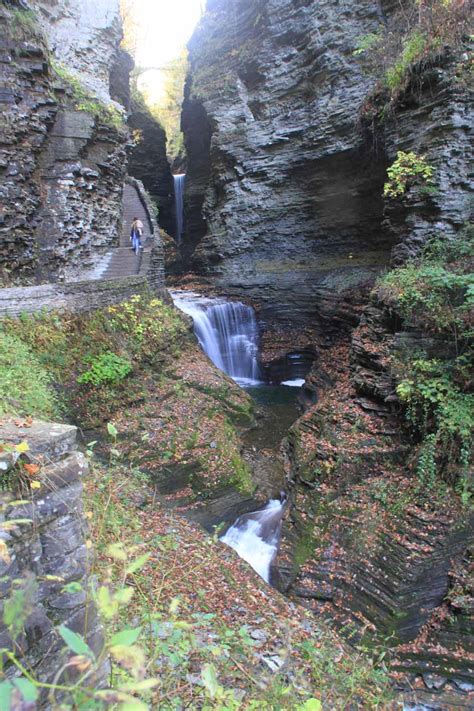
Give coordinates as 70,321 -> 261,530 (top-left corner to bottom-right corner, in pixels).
77,182 -> 154,282
101,183 -> 152,280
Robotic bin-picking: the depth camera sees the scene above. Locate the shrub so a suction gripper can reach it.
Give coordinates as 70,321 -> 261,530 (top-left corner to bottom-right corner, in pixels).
378,230 -> 473,497
0,331 -> 58,419
77,352 -> 132,387
396,357 -> 473,482
377,231 -> 473,333
383,151 -> 435,198
107,295 -> 187,362
353,32 -> 384,56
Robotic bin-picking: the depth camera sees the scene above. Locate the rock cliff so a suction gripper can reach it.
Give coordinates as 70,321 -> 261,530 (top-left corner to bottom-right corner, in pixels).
181,0 -> 472,333
0,0 -> 127,284
181,0 -> 391,328
0,419 -> 104,701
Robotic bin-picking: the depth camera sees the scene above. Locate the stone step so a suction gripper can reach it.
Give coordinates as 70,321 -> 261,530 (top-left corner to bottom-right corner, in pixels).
74,182 -> 155,281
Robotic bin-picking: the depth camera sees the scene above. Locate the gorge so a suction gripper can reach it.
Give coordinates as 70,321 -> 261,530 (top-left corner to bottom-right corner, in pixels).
0,0 -> 472,709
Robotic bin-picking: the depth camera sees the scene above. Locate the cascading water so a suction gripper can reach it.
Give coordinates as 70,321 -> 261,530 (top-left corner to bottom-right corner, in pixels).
173,174 -> 185,243
220,499 -> 285,582
172,291 -> 261,386
172,291 -> 291,583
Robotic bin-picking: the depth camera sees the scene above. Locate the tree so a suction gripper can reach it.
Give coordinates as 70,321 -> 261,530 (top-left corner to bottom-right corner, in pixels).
148,49 -> 188,164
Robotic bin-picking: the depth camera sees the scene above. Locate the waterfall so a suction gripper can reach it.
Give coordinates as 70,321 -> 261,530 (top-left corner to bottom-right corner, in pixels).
173,174 -> 185,243
172,291 -> 261,386
220,499 -> 285,582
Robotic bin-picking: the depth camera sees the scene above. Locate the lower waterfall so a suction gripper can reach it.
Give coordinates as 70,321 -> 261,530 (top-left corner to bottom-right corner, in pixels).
220,499 -> 285,582
172,291 -> 261,385
172,291 -> 292,583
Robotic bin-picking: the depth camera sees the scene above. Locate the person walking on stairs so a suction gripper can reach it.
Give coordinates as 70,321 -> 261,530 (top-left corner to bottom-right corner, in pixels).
130,217 -> 144,254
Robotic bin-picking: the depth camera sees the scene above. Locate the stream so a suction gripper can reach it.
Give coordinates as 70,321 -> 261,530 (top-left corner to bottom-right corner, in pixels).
172,290 -> 304,582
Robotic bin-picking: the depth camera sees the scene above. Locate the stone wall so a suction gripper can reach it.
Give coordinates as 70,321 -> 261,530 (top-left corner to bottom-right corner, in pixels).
0,419 -> 104,697
0,0 -> 128,285
0,275 -> 150,317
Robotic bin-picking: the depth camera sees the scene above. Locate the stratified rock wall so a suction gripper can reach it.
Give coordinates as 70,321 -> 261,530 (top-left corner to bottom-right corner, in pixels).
182,0 -> 472,331
182,0 -> 394,327
0,420 -> 104,700
275,300 -> 474,701
0,0 -> 127,284
381,51 -> 473,263
35,0 -> 122,103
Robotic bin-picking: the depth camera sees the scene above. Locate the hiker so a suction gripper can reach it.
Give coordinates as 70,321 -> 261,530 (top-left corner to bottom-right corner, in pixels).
130,217 -> 144,254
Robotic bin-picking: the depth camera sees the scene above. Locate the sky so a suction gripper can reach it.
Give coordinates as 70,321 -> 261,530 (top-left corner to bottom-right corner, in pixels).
131,0 -> 204,101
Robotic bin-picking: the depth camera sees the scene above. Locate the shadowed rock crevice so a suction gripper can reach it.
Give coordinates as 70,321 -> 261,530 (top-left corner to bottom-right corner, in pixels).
127,96 -> 175,236
181,84 -> 214,267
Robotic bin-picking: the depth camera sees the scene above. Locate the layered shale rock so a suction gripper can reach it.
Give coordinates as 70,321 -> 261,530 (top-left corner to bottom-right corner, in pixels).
182,0 -> 472,335
182,0 -> 393,329
0,419 -> 104,699
375,49 -> 473,265
0,0 -> 128,284
275,313 -> 474,704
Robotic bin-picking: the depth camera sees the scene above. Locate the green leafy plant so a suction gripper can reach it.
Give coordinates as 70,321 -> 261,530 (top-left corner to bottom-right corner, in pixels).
52,61 -> 125,129
0,330 -> 59,418
385,30 -> 432,93
0,546 -> 158,710
77,351 -> 132,387
377,230 -> 473,498
396,356 -> 473,490
107,295 -> 187,362
377,231 -> 473,334
383,150 -> 435,198
353,32 -> 384,56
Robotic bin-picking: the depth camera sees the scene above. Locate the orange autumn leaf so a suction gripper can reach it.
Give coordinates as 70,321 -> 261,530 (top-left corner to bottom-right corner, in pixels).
23,463 -> 40,476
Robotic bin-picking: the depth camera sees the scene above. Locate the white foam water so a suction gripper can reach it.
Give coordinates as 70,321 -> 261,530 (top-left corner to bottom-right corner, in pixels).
172,291 -> 261,386
220,499 -> 284,582
281,378 -> 305,387
173,174 -> 185,243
